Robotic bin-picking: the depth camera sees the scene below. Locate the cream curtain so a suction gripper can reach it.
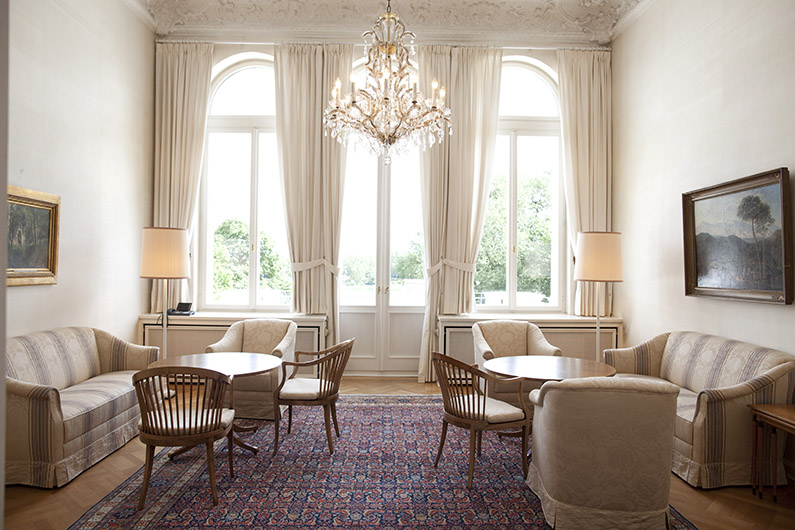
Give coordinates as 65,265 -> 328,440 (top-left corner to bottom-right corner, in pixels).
417,46 -> 502,382
275,44 -> 352,345
558,49 -> 613,317
151,42 -> 213,312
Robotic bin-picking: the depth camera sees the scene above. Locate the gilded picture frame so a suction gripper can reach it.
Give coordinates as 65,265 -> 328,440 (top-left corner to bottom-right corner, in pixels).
7,185 -> 60,286
682,168 -> 792,304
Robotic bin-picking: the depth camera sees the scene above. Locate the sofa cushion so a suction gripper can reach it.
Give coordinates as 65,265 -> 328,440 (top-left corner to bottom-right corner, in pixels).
60,371 -> 138,443
6,327 -> 101,390
661,331 -> 793,393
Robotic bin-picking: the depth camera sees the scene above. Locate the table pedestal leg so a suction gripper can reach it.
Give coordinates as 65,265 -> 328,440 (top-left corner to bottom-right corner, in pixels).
751,415 -> 758,496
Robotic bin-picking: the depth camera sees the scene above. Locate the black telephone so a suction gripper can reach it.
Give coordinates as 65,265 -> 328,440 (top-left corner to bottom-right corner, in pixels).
167,302 -> 195,316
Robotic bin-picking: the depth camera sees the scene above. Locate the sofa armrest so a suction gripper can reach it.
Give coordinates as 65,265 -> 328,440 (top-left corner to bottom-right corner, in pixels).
272,322 -> 297,363
603,332 -> 669,377
527,326 -> 562,356
689,362 -> 795,487
6,378 -> 65,483
93,328 -> 160,372
472,325 -> 494,365
205,323 -> 244,353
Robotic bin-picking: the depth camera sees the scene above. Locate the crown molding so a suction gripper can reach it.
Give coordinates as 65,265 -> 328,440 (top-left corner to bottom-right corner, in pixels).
133,0 -> 648,47
611,0 -> 658,39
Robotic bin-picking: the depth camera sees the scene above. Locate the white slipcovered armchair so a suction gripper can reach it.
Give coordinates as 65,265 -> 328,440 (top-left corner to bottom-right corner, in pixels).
473,320 -> 561,407
526,377 -> 680,530
205,318 -> 297,419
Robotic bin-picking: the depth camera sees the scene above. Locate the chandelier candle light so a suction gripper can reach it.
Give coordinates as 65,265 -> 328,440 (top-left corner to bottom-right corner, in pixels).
323,0 -> 452,162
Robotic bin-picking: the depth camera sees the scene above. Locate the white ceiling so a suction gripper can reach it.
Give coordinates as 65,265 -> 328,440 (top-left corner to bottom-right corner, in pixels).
126,0 -> 651,47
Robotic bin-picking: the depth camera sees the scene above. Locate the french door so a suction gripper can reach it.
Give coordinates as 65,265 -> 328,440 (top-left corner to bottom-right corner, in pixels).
338,148 -> 426,375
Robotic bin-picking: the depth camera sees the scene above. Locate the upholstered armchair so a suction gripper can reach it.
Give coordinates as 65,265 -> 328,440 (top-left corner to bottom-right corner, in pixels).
205,318 -> 297,419
526,377 -> 680,530
473,320 -> 561,407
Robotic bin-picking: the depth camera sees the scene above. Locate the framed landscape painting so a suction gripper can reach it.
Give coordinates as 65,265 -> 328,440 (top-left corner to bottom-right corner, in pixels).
683,168 -> 792,304
7,185 -> 60,286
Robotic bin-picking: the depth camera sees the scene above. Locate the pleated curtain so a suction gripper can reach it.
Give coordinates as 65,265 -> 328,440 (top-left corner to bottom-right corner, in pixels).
417,46 -> 502,382
150,42 -> 213,312
274,44 -> 352,345
557,49 -> 614,317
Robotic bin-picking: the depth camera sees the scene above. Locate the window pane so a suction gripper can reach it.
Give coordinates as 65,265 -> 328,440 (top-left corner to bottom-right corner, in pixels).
498,66 -> 558,117
389,148 -> 425,306
476,135 -> 509,306
210,66 -> 275,116
516,136 -> 559,306
340,148 -> 377,305
257,132 -> 291,306
205,132 -> 251,305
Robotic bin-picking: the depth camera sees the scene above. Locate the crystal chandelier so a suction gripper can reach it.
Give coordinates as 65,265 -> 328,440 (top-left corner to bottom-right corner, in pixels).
323,0 -> 452,162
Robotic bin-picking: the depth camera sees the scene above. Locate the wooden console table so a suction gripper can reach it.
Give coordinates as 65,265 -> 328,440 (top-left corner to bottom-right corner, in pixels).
749,403 -> 795,502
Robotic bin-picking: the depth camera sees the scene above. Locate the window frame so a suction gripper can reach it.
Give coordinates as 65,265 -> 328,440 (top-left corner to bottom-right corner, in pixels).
198,55 -> 288,311
476,58 -> 567,313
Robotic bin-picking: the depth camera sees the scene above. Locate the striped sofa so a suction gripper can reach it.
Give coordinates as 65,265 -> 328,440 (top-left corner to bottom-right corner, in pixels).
604,331 -> 795,489
6,327 -> 159,488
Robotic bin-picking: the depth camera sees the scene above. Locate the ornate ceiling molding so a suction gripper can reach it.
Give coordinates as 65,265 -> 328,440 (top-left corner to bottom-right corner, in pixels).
132,0 -> 646,47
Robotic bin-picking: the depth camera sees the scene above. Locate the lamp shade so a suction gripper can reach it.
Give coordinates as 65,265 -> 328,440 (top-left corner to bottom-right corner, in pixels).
140,227 -> 191,279
573,231 -> 623,282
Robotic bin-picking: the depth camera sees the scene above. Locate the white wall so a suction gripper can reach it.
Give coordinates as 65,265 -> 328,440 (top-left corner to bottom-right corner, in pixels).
7,0 -> 154,341
612,0 -> 795,353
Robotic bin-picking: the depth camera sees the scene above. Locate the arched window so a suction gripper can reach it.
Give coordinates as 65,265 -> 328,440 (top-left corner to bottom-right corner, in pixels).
476,58 -> 565,310
199,54 -> 291,309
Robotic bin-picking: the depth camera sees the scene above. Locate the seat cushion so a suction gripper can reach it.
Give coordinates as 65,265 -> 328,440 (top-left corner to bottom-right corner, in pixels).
280,378 -> 325,400
60,371 -> 138,443
138,408 -> 235,436
485,396 -> 525,423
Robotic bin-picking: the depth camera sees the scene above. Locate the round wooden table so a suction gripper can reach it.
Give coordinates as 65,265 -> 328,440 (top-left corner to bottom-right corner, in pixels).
482,355 -> 616,382
149,352 -> 282,455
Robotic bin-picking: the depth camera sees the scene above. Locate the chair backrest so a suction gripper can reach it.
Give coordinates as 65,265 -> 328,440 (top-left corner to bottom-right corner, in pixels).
133,366 -> 231,439
6,327 -> 101,389
432,352 -> 488,422
315,339 -> 355,398
240,319 -> 296,353
474,321 -> 529,357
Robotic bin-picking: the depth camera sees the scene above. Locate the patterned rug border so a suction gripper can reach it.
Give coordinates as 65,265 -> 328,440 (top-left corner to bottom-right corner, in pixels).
71,393 -> 697,529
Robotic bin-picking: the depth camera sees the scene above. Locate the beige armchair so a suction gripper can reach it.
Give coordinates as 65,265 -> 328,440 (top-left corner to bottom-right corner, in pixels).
473,320 -> 561,407
205,318 -> 297,419
527,377 -> 680,530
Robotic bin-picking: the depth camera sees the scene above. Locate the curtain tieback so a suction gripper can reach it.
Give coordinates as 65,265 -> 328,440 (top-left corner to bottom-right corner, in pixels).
291,258 -> 340,276
426,258 -> 476,277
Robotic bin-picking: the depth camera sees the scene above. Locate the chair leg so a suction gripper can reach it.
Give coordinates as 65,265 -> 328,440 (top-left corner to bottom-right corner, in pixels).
434,420 -> 448,467
137,444 -> 156,510
476,431 -> 482,456
228,431 -> 235,479
273,405 -> 281,456
330,401 -> 340,438
521,424 -> 529,479
287,405 -> 293,433
323,404 -> 335,455
206,441 -> 219,506
468,428 -> 477,489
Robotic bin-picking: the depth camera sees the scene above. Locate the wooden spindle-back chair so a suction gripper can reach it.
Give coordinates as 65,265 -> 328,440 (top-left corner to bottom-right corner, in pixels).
272,338 -> 355,455
133,366 -> 235,509
431,351 -> 531,489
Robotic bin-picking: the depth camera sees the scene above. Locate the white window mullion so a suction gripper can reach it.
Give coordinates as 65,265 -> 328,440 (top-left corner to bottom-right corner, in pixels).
249,128 -> 259,309
508,130 -> 518,310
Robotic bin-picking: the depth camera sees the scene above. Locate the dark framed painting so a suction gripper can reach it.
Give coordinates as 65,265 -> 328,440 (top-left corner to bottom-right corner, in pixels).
7,185 -> 60,286
683,168 -> 792,304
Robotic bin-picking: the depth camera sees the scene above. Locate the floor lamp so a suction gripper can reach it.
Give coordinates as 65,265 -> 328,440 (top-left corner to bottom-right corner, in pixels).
140,227 -> 191,359
573,232 -> 623,362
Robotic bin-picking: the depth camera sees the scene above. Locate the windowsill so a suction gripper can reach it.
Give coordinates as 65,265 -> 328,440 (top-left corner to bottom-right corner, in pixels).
438,312 -> 623,325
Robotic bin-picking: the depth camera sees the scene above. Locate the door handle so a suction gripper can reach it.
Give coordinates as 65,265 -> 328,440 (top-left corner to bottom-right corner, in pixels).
385,286 -> 390,294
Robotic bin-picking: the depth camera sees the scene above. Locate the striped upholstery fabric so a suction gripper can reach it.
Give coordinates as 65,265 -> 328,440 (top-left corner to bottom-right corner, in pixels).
5,327 -> 160,488
7,327 -> 101,390
604,332 -> 795,489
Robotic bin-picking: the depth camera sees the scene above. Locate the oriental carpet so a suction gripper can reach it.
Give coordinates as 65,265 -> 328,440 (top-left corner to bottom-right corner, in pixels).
71,395 -> 697,529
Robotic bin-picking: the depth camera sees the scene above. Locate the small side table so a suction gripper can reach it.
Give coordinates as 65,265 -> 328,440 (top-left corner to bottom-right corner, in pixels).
749,403 -> 795,502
